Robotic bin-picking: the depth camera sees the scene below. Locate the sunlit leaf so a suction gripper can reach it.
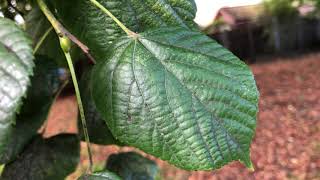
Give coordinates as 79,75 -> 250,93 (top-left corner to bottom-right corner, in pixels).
92,27 -> 259,170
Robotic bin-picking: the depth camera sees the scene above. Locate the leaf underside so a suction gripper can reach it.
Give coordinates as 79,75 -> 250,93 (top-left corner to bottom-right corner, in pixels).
51,0 -> 197,62
106,152 -> 159,180
0,18 -> 34,124
92,27 -> 259,170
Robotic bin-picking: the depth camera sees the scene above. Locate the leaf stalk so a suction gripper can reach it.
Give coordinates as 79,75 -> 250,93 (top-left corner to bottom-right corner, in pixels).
88,0 -> 137,37
33,27 -> 53,55
62,45 -> 94,174
37,0 -> 94,173
36,0 -> 96,64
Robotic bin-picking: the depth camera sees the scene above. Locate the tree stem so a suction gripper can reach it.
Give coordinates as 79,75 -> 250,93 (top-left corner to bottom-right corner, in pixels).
88,0 -> 137,37
36,0 -> 63,36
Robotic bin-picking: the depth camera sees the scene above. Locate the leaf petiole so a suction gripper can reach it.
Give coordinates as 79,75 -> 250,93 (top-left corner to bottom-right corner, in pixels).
33,27 -> 53,55
36,0 -> 94,173
88,0 -> 138,38
61,42 -> 94,173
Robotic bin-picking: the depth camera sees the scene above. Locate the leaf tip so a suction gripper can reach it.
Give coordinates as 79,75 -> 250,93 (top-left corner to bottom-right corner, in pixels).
247,161 -> 255,172
240,153 -> 254,172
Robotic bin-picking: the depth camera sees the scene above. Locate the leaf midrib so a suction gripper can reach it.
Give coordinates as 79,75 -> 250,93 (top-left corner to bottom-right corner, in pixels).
138,36 -> 257,110
135,37 -> 251,165
129,40 -> 187,166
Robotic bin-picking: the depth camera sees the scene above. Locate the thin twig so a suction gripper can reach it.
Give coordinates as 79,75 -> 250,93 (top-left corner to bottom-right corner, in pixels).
64,51 -> 94,173
37,0 -> 94,173
33,26 -> 53,54
36,0 -> 96,64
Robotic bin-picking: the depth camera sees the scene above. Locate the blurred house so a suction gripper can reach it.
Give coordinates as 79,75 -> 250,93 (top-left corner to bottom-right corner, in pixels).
206,5 -> 265,62
214,4 -> 263,29
207,3 -> 320,62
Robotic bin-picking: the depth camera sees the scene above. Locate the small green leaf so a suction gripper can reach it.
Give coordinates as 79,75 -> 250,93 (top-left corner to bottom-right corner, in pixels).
0,56 -> 60,164
0,17 -> 34,124
106,152 -> 159,180
1,134 -> 80,180
92,27 -> 259,170
78,171 -> 121,180
79,68 -> 121,145
50,0 -> 197,63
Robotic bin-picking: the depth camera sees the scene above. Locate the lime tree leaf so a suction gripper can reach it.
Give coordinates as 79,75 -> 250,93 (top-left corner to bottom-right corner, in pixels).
1,134 -> 80,180
0,56 -> 60,164
79,68 -> 121,145
50,0 -> 197,62
0,17 -> 34,124
92,27 -> 259,170
78,171 -> 121,180
106,152 -> 160,180
125,0 -> 197,30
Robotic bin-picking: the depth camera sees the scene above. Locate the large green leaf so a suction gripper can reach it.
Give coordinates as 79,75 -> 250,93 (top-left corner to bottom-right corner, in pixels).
1,134 -> 80,180
106,152 -> 159,180
0,17 -> 34,124
50,0 -> 196,62
79,68 -> 121,145
78,171 -> 121,180
92,27 -> 259,170
0,56 -> 60,164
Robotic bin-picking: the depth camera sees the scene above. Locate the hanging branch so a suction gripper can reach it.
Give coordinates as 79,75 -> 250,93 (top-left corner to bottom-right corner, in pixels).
36,0 -> 96,64
36,0 -> 94,173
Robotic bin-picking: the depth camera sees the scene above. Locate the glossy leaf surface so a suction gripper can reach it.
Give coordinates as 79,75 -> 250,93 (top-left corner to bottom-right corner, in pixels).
51,0 -> 197,62
92,27 -> 259,170
0,18 -> 34,124
106,152 -> 159,180
0,57 -> 60,164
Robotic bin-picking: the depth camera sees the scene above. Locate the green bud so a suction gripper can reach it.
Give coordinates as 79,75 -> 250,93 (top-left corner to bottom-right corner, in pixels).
59,36 -> 71,53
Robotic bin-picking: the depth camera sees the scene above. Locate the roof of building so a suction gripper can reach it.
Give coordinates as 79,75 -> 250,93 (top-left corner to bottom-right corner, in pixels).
215,4 -> 264,26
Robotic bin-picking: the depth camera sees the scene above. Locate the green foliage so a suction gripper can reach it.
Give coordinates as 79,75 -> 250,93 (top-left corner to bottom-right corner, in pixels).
263,0 -> 299,20
78,171 -> 121,180
92,27 -> 258,170
1,134 -> 80,180
0,0 -> 260,178
106,152 -> 160,180
0,56 -> 60,164
0,17 -> 34,125
50,0 -> 197,63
